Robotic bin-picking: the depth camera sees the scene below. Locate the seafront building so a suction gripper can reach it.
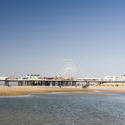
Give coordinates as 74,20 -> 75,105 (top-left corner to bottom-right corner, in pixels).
24,74 -> 42,80
1,74 -> 125,82
0,77 -> 7,81
104,75 -> 125,81
77,78 -> 103,81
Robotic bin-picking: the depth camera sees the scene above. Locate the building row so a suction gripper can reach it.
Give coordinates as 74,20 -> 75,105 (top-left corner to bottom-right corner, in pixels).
0,74 -> 125,81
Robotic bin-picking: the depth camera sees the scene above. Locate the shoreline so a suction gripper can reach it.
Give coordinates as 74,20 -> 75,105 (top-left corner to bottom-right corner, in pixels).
0,86 -> 125,96
87,86 -> 125,93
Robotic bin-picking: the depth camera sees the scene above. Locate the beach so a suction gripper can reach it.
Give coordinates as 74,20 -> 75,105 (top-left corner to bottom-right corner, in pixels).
0,86 -> 84,96
0,85 -> 125,96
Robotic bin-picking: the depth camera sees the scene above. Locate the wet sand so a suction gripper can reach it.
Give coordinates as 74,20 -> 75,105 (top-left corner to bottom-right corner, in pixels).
0,85 -> 125,96
88,86 -> 125,93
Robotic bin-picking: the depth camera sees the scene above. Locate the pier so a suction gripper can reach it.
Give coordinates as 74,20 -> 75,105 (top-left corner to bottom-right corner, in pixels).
1,79 -> 125,87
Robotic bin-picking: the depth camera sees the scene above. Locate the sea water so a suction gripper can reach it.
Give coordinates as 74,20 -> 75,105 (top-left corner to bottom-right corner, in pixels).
0,92 -> 125,125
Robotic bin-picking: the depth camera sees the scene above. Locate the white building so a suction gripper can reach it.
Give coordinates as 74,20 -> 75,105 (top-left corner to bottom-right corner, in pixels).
0,77 -> 7,80
77,77 -> 103,81
25,74 -> 41,80
104,75 -> 125,81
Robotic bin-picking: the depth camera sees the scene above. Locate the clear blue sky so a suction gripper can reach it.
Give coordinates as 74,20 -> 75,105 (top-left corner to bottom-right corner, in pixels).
0,0 -> 125,77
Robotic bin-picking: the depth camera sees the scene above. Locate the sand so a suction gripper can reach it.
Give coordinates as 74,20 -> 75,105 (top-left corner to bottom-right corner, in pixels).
0,86 -> 83,96
0,85 -> 125,96
88,86 -> 125,92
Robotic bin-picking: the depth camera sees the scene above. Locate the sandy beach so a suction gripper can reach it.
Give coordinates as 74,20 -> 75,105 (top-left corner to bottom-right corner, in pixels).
0,85 -> 125,96
0,86 -> 84,96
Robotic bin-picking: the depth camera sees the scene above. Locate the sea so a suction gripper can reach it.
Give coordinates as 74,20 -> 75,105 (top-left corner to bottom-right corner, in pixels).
0,91 -> 125,125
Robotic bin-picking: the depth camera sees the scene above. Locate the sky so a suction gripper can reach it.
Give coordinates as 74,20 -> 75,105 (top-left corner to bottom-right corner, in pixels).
0,0 -> 125,78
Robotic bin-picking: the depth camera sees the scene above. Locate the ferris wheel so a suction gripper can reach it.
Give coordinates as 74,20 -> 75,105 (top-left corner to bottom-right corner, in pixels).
61,59 -> 76,79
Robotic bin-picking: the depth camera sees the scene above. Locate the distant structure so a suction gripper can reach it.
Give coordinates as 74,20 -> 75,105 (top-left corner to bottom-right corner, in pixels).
0,76 -> 7,81
104,75 -> 125,81
61,59 -> 75,80
7,76 -> 18,81
24,74 -> 42,80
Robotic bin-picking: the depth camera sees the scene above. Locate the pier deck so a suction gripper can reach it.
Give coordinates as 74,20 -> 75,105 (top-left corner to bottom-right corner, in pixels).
1,79 -> 125,87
